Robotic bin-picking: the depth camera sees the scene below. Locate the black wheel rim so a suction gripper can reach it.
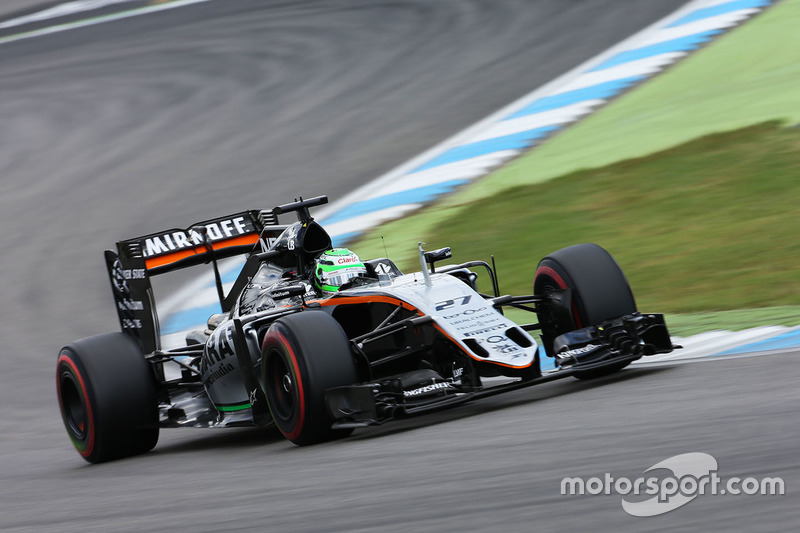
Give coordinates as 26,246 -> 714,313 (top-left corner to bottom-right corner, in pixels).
537,279 -> 564,333
266,348 -> 296,423
60,371 -> 88,441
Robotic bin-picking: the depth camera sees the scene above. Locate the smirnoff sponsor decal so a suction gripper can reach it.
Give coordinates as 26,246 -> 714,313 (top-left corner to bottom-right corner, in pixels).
140,215 -> 256,258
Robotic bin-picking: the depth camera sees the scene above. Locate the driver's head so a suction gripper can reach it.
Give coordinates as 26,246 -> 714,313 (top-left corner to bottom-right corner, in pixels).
314,248 -> 367,293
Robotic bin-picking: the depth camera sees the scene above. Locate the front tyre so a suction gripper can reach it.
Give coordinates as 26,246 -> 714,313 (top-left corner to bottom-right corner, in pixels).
533,243 -> 637,379
56,333 -> 159,463
262,311 -> 357,446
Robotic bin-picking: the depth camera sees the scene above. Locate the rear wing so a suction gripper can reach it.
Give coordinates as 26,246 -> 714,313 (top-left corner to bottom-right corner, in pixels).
104,209 -> 287,353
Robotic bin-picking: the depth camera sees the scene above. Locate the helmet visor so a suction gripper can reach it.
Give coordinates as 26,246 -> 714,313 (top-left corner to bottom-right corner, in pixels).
320,267 -> 365,290
321,267 -> 366,287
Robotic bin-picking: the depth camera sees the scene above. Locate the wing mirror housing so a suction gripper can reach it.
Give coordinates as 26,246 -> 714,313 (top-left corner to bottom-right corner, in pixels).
423,247 -> 452,273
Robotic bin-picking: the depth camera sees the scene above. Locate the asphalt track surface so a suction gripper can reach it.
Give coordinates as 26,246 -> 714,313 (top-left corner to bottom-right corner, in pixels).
1,1 -> 796,531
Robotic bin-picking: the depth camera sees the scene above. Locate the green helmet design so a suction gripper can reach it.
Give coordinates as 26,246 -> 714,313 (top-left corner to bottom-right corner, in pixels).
314,248 -> 367,293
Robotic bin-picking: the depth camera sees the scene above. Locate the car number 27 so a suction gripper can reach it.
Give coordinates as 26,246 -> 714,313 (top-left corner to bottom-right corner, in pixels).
434,295 -> 472,311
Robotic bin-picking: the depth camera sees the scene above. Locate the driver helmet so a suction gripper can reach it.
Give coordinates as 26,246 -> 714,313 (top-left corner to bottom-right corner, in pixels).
314,248 -> 367,293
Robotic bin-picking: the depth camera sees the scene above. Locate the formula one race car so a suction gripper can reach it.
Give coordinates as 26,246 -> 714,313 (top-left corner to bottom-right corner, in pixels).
56,195 -> 676,463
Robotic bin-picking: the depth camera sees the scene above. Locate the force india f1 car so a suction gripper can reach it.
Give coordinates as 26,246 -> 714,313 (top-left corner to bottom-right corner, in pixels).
56,195 -> 676,463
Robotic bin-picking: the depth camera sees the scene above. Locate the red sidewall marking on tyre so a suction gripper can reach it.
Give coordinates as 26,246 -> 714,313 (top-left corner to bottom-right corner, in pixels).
57,354 -> 95,458
534,265 -> 582,328
266,330 -> 306,441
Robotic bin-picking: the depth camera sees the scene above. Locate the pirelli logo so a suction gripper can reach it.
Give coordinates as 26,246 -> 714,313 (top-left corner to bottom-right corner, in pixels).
140,215 -> 259,270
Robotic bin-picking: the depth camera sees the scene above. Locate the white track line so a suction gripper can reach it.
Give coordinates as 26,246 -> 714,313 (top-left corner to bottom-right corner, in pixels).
0,0 -> 212,46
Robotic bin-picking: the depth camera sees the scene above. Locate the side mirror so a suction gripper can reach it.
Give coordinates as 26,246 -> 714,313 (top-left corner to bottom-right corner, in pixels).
424,247 -> 452,272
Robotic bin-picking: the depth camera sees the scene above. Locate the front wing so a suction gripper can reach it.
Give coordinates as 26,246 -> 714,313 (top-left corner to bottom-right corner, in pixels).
326,312 -> 674,428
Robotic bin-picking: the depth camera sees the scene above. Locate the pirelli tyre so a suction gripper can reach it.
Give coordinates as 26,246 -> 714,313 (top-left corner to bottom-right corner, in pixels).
533,243 -> 637,379
261,311 -> 357,445
56,333 -> 159,463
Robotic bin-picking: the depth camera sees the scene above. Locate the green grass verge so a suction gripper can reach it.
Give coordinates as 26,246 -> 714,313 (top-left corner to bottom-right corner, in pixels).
663,306 -> 800,338
417,122 -> 800,314
348,0 -> 800,330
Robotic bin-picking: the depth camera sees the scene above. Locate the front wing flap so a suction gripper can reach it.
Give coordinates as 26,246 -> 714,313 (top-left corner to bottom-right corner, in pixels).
551,312 -> 674,368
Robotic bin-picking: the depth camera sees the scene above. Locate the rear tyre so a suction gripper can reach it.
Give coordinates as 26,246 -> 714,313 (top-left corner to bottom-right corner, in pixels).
262,311 -> 357,445
533,243 -> 637,379
56,333 -> 159,463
